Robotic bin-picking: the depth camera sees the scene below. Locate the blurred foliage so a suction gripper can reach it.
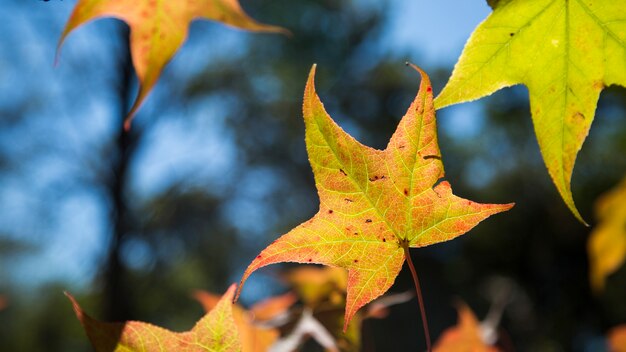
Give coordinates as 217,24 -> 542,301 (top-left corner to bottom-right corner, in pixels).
0,0 -> 625,351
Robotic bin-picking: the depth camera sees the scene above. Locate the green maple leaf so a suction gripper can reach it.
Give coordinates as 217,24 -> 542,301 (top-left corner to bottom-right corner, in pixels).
436,0 -> 626,224
236,65 -> 513,331
57,0 -> 287,129
66,284 -> 241,352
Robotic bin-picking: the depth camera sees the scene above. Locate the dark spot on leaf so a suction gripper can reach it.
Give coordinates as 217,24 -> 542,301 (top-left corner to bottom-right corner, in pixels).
404,189 -> 409,196
573,112 -> 585,120
509,32 -> 514,36
308,258 -> 312,262
354,232 -> 358,236
426,86 -> 432,92
365,219 -> 372,223
344,198 -> 353,203
339,169 -> 347,176
423,155 -> 441,160
369,175 -> 386,182
383,238 -> 386,242
257,255 -> 262,259
398,145 -> 405,149
353,259 -> 359,263
328,209 -> 334,214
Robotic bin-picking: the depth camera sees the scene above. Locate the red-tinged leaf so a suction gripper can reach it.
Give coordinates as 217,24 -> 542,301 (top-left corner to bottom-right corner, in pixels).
0,295 -> 6,311
56,0 -> 287,129
434,303 -> 499,352
609,325 -> 626,352
236,64 -> 514,331
193,290 -> 289,352
67,284 -> 241,352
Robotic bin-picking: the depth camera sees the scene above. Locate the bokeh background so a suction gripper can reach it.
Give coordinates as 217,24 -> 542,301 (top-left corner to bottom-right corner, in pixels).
1,0 -> 625,350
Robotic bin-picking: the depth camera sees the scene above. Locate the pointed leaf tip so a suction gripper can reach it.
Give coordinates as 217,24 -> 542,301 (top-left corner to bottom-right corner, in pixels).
307,64 -> 317,85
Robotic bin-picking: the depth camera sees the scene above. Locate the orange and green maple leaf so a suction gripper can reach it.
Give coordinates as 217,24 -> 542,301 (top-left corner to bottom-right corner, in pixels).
236,64 -> 514,331
66,284 -> 241,352
57,0 -> 287,129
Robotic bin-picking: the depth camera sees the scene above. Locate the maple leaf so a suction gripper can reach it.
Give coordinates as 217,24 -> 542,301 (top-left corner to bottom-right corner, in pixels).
236,64 -> 514,332
609,325 -> 626,352
588,177 -> 626,292
57,0 -> 287,129
66,284 -> 241,352
433,303 -> 499,352
435,0 -> 626,224
193,290 -> 295,352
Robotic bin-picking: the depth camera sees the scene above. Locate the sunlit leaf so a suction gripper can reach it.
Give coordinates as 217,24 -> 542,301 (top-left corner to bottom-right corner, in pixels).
237,64 -> 514,330
66,284 -> 241,352
193,290 -> 294,352
588,177 -> 626,292
436,0 -> 626,224
57,0 -> 287,129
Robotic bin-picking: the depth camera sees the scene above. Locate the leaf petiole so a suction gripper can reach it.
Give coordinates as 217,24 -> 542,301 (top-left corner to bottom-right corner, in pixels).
402,242 -> 431,352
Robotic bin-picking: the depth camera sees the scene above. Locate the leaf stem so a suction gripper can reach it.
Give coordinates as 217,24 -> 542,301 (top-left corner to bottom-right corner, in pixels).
402,243 -> 431,352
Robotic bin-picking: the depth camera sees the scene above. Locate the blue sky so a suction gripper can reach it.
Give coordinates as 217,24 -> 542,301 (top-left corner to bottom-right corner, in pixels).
0,0 -> 493,291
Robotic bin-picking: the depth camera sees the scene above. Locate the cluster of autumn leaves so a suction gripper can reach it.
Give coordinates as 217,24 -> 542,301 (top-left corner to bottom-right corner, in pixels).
64,265 -> 500,351
3,0 -> 620,350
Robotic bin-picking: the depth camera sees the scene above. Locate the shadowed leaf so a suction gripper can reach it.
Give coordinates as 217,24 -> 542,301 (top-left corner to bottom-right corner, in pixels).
588,177 -> 626,292
609,325 -> 626,352
434,303 -> 499,352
